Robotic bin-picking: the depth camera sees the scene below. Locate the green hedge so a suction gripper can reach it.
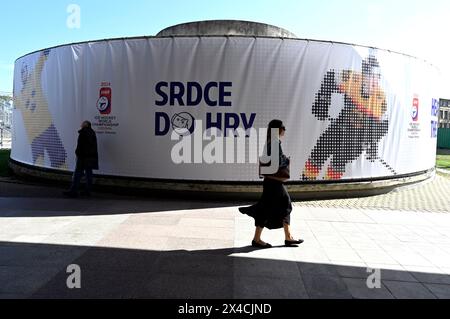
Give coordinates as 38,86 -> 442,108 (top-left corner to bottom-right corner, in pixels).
438,128 -> 450,149
0,149 -> 11,177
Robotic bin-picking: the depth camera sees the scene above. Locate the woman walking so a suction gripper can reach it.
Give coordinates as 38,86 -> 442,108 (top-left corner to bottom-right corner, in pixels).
239,119 -> 303,248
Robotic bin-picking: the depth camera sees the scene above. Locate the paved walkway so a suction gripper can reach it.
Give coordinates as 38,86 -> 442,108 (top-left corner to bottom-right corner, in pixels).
1,176 -> 450,299
296,174 -> 450,213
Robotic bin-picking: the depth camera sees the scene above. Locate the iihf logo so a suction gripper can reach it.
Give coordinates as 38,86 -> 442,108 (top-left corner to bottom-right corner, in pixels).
171,112 -> 195,136
97,85 -> 112,115
411,96 -> 419,122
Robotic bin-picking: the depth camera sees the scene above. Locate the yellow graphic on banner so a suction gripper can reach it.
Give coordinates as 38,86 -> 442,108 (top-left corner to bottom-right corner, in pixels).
14,50 -> 67,169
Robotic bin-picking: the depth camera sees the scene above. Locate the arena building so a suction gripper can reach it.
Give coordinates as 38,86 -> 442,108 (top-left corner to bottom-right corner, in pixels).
10,21 -> 440,198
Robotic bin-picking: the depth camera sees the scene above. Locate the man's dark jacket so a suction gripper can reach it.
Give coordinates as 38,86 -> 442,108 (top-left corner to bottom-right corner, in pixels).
75,127 -> 99,170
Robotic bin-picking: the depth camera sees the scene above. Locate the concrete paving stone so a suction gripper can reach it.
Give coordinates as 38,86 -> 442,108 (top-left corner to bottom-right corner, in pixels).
289,227 -> 314,238
316,237 -> 352,250
418,252 -> 450,269
440,245 -> 450,255
366,211 -> 431,226
363,211 -> 406,225
439,268 -> 450,275
406,226 -> 443,237
56,216 -> 129,234
0,219 -> 73,236
32,267 -> 154,299
288,230 -> 315,241
424,214 -> 450,227
0,198 -> 92,212
338,211 -> 375,223
364,263 -> 404,271
233,257 -> 301,279
238,246 -> 300,263
40,233 -> 106,247
0,265 -> 65,296
401,265 -> 444,274
0,293 -> 27,299
423,283 -> 450,299
144,273 -> 233,299
0,218 -> 25,231
394,233 -> 424,243
121,214 -> 181,226
170,225 -> 235,240
294,208 -> 316,221
305,221 -> 335,233
330,261 -> 367,268
381,224 -> 413,236
151,252 -> 234,277
0,243 -> 87,267
0,233 -> 22,241
368,267 -> 418,282
97,232 -> 170,251
341,232 -> 379,244
409,270 -> 450,285
184,209 -> 237,220
330,222 -> 361,233
8,234 -> 50,244
426,236 -> 450,244
307,208 -> 346,222
166,237 -> 234,251
323,248 -> 363,263
357,224 -> 386,236
297,262 -> 341,277
386,250 -> 437,267
346,239 -> 382,250
383,281 -> 437,299
177,217 -> 234,228
290,247 -> 330,264
371,233 -> 403,244
302,275 -> 352,299
233,275 -> 309,299
286,236 -> 321,249
355,249 -> 399,265
70,246 -> 163,272
334,265 -> 372,279
379,242 -> 414,253
434,227 -> 450,237
342,278 -> 394,299
103,224 -> 210,240
409,243 -> 446,255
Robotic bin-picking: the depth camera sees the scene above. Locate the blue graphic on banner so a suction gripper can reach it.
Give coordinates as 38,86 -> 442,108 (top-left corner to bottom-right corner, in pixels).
431,98 -> 439,117
431,120 -> 438,138
154,81 -> 256,137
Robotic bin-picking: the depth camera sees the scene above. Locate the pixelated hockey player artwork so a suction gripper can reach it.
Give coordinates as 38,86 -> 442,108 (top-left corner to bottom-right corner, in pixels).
301,55 -> 396,181
14,50 -> 67,169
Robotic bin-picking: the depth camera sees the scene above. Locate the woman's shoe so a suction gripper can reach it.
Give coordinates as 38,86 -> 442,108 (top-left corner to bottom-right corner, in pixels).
252,240 -> 272,249
285,239 -> 304,246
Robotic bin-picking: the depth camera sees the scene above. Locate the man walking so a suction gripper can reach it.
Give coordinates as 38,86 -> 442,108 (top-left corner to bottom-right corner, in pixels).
64,121 -> 98,198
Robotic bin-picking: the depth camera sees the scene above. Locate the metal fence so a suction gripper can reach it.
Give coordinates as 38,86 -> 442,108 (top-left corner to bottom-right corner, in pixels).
0,99 -> 12,149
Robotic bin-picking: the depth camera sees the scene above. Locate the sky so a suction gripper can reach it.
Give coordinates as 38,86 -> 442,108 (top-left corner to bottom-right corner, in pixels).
1,0 -> 449,95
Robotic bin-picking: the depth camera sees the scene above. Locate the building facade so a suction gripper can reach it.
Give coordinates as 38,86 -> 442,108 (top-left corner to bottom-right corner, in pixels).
439,98 -> 450,128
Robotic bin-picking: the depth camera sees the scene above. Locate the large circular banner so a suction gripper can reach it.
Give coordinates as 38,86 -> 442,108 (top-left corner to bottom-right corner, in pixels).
12,37 -> 440,182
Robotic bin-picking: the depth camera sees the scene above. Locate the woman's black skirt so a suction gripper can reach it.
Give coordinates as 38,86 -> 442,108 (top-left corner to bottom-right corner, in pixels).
239,178 -> 292,230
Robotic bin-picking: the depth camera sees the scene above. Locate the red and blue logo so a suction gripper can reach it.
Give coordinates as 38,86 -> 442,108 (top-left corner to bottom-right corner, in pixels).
97,86 -> 112,115
411,96 -> 419,122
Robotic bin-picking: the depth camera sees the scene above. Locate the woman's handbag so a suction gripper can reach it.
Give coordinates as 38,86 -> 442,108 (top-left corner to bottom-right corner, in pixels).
259,156 -> 291,182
